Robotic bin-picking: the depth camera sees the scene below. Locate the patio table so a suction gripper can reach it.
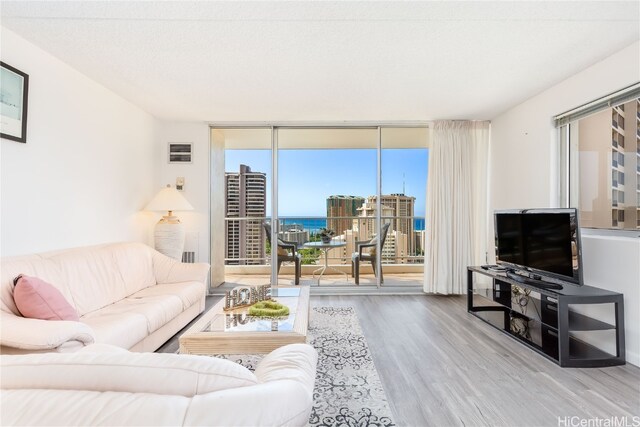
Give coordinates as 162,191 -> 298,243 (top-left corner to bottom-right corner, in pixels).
303,241 -> 348,285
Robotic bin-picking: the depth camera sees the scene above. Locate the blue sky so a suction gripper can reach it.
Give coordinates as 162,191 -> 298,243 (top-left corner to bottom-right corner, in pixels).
225,149 -> 428,217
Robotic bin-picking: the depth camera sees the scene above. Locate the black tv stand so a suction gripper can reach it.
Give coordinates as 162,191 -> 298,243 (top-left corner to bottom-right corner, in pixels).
505,270 -> 564,290
467,266 -> 625,368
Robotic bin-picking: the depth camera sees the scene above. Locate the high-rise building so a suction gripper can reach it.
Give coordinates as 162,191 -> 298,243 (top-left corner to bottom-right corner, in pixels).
225,164 -> 267,265
376,194 -> 416,236
326,195 -> 364,236
328,227 -> 410,266
348,199 -> 409,263
353,199 -> 394,240
360,194 -> 416,255
415,230 -> 427,254
280,228 -> 310,247
578,98 -> 640,229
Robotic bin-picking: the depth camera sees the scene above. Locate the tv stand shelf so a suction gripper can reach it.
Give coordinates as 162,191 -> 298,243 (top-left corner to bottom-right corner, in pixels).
467,266 -> 625,368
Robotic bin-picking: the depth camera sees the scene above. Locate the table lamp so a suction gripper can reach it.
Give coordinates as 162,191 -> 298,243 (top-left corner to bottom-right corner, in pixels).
145,184 -> 194,260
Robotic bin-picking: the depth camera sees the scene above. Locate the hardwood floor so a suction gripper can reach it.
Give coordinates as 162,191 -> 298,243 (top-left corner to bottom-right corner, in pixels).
158,294 -> 640,427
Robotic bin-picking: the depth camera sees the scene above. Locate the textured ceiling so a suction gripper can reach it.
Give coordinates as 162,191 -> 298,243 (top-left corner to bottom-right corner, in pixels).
1,1 -> 638,121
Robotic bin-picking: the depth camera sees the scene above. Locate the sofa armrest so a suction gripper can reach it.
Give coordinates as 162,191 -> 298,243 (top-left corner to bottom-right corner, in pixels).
255,343 -> 317,390
152,251 -> 210,285
0,311 -> 95,351
186,380 -> 314,427
186,345 -> 318,427
183,344 -> 318,427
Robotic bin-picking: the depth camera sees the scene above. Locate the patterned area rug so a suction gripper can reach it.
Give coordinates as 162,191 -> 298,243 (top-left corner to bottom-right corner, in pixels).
212,306 -> 395,427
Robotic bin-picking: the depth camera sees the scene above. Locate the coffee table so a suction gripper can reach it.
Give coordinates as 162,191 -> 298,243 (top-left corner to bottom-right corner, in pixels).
179,286 -> 310,355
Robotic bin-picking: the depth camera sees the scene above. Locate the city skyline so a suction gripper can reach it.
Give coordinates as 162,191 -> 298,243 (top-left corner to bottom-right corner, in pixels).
225,148 -> 429,217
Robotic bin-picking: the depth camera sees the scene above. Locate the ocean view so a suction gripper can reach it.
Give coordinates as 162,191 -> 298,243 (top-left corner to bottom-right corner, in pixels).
276,217 -> 426,233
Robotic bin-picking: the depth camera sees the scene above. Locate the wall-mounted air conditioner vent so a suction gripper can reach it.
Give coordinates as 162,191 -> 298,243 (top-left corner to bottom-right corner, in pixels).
168,143 -> 192,163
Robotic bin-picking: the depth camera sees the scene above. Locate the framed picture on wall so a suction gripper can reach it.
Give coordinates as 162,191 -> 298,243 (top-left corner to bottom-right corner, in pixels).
0,61 -> 29,143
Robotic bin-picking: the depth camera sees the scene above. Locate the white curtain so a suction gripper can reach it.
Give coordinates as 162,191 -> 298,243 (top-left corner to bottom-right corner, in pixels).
424,121 -> 491,294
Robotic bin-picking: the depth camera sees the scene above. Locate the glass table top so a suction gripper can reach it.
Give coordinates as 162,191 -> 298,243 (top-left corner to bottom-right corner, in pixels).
303,241 -> 347,249
201,287 -> 301,333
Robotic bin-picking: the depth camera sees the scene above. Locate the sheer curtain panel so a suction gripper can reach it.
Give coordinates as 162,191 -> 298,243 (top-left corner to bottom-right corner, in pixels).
424,121 -> 490,294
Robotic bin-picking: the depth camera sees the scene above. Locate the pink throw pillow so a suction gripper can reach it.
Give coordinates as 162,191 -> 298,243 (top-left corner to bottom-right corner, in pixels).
13,275 -> 79,321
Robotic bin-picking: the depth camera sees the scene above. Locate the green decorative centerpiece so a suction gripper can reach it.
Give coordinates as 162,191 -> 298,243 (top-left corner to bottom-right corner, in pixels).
318,228 -> 335,244
248,300 -> 290,317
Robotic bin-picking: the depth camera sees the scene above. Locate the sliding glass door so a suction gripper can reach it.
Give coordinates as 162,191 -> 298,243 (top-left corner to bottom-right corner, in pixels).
276,128 -> 378,287
380,128 -> 429,285
212,124 -> 429,290
216,128 -> 272,287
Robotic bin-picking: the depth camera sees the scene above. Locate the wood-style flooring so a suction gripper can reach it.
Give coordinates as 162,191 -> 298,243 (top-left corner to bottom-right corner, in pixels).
158,294 -> 640,427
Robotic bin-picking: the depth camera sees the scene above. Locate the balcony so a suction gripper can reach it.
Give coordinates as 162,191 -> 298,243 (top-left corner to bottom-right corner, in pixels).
221,216 -> 426,291
223,272 -> 425,293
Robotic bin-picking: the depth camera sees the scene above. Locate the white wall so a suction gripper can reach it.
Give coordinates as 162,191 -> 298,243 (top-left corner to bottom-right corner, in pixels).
580,233 -> 640,360
490,40 -> 640,366
0,28 -> 159,256
156,122 -> 210,267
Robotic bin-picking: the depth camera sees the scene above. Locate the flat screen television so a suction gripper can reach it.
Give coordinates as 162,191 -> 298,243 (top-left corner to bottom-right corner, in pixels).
494,208 -> 582,285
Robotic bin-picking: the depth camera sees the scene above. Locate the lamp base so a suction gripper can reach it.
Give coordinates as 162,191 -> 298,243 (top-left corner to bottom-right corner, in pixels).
154,216 -> 185,260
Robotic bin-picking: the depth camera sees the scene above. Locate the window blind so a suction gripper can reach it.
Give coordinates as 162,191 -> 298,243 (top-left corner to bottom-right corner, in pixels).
553,82 -> 640,127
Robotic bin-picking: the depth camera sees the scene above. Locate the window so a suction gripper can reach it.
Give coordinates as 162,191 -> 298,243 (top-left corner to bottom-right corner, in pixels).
557,86 -> 640,231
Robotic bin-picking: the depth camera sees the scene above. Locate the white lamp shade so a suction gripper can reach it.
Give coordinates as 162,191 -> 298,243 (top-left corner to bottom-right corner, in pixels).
145,185 -> 194,212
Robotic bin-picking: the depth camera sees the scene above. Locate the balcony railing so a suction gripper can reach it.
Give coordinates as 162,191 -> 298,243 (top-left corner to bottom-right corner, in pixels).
223,216 -> 426,267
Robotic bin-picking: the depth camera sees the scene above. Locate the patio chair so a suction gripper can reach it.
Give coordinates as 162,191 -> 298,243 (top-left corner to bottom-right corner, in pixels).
351,222 -> 391,285
263,222 -> 302,285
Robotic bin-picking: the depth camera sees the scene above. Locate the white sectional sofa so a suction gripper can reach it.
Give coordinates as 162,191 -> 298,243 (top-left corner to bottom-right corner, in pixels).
0,242 -> 210,354
1,343 -> 318,426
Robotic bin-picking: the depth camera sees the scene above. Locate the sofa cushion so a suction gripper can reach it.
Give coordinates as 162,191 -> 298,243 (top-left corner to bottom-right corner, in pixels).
2,389 -> 191,426
131,281 -> 205,310
1,351 -> 258,396
81,308 -> 149,349
107,242 -> 157,296
13,275 -> 79,321
49,250 -> 128,316
121,293 -> 184,334
45,243 -> 156,316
